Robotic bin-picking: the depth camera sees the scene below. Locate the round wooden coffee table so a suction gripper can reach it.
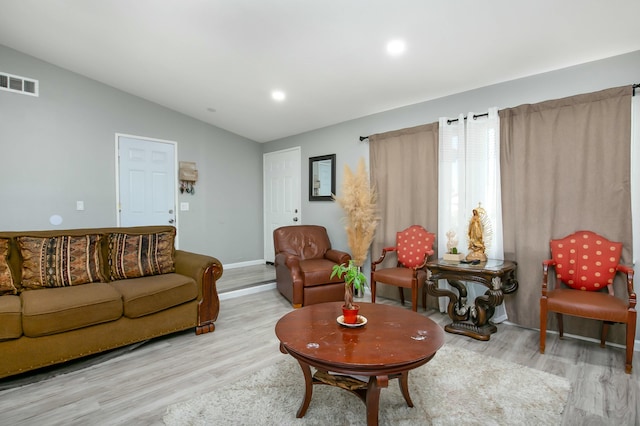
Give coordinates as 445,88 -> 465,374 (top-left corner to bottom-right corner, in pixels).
275,302 -> 445,426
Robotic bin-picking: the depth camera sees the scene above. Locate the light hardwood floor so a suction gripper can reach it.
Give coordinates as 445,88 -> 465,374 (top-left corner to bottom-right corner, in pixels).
0,283 -> 638,425
217,263 -> 276,294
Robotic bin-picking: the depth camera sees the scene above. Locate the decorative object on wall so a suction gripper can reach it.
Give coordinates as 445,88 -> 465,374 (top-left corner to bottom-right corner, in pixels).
179,161 -> 198,194
309,154 -> 335,201
334,157 -> 379,267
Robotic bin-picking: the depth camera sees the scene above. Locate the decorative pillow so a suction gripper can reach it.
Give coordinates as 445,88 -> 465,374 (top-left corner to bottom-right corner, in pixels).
18,235 -> 106,289
0,238 -> 18,295
108,230 -> 175,280
550,231 -> 622,291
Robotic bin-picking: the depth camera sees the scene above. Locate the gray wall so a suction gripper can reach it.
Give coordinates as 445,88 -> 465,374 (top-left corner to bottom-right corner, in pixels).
2,43 -> 639,269
263,50 -> 640,261
0,44 -> 263,264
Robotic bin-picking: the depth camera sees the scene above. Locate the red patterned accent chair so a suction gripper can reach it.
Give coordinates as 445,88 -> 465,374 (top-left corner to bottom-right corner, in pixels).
274,225 -> 351,308
371,225 -> 435,311
540,230 -> 636,373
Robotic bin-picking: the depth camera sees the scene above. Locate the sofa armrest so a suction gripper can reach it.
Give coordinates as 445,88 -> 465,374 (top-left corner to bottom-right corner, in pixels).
325,249 -> 351,265
174,250 -> 223,335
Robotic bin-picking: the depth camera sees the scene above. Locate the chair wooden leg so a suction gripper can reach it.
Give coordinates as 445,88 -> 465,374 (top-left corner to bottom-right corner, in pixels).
600,321 -> 611,348
398,287 -> 405,306
556,313 -> 564,338
626,312 -> 636,374
410,287 -> 418,312
409,279 -> 419,312
421,284 -> 427,311
540,297 -> 547,354
371,280 -> 377,304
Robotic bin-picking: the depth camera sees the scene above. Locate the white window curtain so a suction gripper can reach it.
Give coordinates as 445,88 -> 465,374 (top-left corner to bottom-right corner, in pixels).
437,107 -> 507,322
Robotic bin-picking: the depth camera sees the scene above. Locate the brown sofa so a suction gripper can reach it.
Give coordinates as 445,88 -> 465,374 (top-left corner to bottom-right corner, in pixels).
274,225 -> 350,308
0,225 -> 222,379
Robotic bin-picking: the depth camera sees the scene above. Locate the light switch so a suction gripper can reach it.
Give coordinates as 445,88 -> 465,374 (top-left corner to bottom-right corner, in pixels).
76,201 -> 84,211
180,202 -> 189,211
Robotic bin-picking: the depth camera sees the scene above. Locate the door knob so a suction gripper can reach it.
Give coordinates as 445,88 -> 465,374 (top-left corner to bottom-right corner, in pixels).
169,219 -> 175,224
293,217 -> 298,222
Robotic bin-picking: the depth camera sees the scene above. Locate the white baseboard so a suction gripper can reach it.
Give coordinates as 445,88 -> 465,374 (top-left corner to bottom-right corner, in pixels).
219,282 -> 276,301
223,259 -> 266,270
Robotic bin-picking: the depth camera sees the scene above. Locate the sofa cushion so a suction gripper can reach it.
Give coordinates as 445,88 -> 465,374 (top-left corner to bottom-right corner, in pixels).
108,273 -> 197,318
300,258 -> 345,287
17,235 -> 106,290
0,295 -> 22,340
0,238 -> 17,295
108,230 -> 176,280
21,283 -> 123,337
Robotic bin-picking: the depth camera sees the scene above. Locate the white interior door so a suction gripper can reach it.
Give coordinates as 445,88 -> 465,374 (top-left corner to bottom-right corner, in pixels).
263,147 -> 301,263
117,134 -> 177,228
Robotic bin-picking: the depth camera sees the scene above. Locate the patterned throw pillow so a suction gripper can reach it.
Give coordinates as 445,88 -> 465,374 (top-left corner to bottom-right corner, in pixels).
108,230 -> 175,280
18,235 -> 106,289
0,238 -> 18,295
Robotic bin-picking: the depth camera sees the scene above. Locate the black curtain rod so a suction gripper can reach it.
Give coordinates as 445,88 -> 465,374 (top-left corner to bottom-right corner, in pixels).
359,82 -> 639,141
359,111 -> 491,140
447,112 -> 489,125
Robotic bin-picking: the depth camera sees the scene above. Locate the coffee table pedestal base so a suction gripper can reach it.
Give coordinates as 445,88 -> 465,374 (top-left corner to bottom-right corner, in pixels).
294,359 -> 413,426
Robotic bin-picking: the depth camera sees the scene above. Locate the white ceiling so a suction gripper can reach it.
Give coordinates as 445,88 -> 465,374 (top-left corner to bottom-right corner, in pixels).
1,0 -> 640,142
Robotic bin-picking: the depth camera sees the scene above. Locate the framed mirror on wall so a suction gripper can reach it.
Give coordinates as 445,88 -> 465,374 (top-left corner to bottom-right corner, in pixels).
309,154 -> 336,201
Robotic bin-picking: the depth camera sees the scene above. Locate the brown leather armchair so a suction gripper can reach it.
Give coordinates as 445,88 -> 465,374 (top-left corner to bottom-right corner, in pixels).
274,225 -> 351,308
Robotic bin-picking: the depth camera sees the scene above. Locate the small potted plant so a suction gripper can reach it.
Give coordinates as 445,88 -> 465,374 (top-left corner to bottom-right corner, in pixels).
331,260 -> 367,324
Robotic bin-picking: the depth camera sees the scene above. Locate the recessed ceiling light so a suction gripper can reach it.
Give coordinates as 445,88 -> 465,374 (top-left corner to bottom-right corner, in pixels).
386,39 -> 406,56
271,90 -> 286,101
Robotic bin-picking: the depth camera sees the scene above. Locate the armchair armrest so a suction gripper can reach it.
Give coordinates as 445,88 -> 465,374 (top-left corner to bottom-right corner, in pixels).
617,264 -> 636,308
275,252 -> 305,307
325,249 -> 351,265
414,249 -> 435,270
371,246 -> 397,271
541,259 -> 556,295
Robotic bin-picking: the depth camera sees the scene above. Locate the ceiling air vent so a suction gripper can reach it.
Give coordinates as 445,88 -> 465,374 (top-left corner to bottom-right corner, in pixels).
0,72 -> 39,97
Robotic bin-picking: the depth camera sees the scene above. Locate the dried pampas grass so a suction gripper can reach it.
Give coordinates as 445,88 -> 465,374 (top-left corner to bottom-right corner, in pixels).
334,157 -> 379,267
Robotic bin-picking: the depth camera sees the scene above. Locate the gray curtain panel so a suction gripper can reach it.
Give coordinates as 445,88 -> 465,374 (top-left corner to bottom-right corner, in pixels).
499,85 -> 633,343
369,123 -> 439,306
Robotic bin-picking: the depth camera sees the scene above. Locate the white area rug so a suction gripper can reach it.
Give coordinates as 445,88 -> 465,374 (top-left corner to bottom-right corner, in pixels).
164,345 -> 570,425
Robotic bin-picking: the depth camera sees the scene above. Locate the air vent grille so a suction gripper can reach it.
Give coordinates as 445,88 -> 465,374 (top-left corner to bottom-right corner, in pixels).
0,71 -> 38,96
